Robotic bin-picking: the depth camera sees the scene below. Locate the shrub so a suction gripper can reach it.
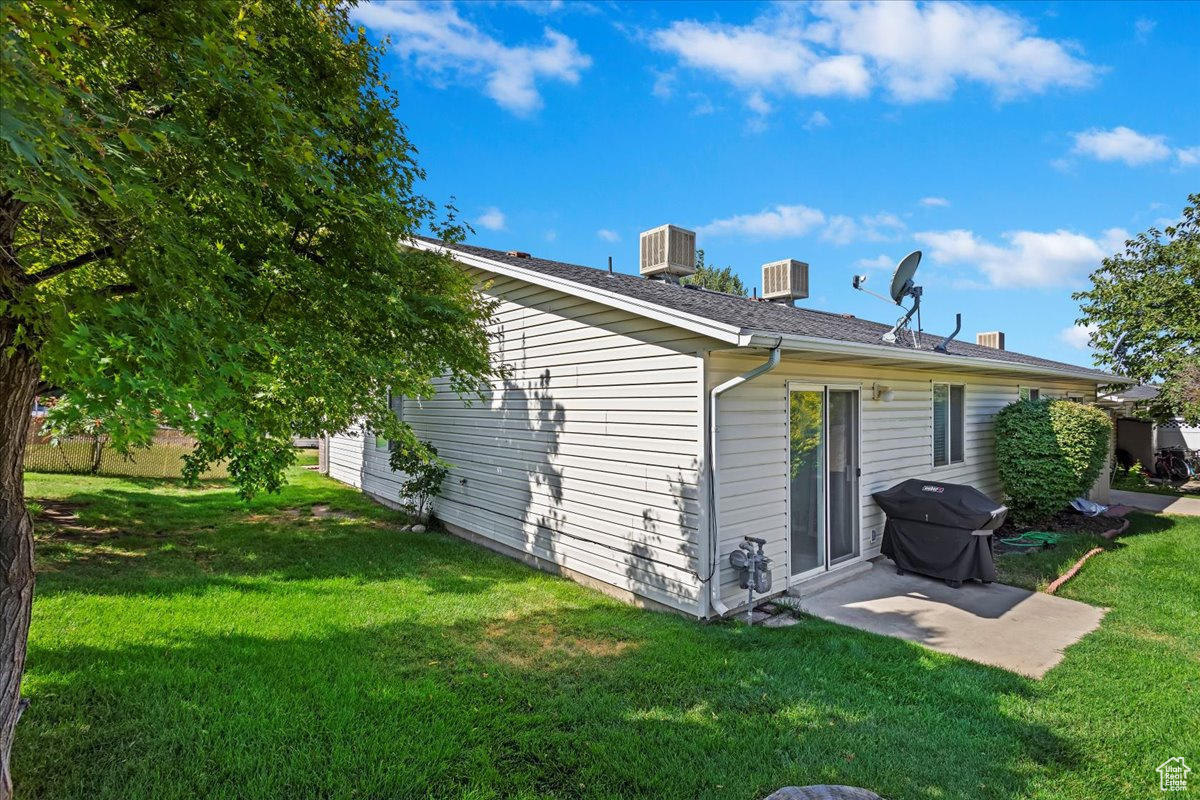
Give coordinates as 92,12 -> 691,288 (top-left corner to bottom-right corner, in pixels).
995,399 -> 1113,524
389,441 -> 448,523
1113,460 -> 1151,492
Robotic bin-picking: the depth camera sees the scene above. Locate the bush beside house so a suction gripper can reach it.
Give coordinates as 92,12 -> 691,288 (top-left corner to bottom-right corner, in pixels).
995,399 -> 1113,523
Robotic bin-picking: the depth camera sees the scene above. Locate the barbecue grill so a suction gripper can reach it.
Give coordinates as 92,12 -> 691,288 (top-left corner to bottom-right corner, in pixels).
872,479 -> 1008,587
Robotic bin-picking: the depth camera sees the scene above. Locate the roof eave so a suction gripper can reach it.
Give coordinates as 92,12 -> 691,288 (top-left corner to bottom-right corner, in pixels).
410,238 -> 1128,385
743,331 -> 1128,384
407,237 -> 745,345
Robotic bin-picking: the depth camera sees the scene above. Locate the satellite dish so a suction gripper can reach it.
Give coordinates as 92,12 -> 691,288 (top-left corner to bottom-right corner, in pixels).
888,251 -> 922,304
852,249 -> 956,350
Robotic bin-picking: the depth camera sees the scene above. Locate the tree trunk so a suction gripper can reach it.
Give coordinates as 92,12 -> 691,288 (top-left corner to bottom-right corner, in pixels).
0,313 -> 37,800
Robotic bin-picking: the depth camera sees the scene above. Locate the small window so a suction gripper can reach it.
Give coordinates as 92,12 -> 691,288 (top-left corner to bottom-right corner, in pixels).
1019,387 -> 1040,401
375,390 -> 405,451
933,383 -> 965,467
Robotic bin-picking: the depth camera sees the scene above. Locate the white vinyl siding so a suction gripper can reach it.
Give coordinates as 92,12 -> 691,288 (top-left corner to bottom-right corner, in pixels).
329,270 -> 713,615
709,351 -> 1102,612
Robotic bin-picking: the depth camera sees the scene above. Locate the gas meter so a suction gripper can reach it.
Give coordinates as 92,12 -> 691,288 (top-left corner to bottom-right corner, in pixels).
728,536 -> 772,619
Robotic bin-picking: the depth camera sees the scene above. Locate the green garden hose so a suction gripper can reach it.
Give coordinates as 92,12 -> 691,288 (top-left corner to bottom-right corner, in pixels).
999,531 -> 1072,547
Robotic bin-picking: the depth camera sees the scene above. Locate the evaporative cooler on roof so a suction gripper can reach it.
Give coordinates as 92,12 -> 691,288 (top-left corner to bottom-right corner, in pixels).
639,225 -> 696,278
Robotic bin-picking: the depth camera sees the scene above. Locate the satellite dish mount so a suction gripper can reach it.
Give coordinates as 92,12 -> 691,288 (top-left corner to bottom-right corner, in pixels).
852,251 -> 924,347
852,250 -> 962,350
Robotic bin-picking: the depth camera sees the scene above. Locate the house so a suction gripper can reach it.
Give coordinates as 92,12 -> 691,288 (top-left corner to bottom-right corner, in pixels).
325,226 -> 1119,619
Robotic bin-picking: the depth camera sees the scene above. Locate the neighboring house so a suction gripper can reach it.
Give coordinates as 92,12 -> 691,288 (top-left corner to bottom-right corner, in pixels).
326,228 -> 1119,619
1099,384 -> 1200,467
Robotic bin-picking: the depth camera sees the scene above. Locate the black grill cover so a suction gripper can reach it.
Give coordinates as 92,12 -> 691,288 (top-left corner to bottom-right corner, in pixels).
872,479 -> 1008,584
872,479 -> 1007,530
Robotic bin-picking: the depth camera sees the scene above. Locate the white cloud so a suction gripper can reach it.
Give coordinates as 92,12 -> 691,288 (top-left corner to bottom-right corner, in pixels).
652,2 -> 1096,108
915,227 -> 1127,288
1060,323 -> 1098,350
544,230 -> 557,242
350,2 -> 590,114
651,70 -> 675,99
700,204 -> 903,244
856,254 -> 895,270
699,204 -> 827,238
1071,126 -> 1171,165
746,91 -> 772,115
920,196 -> 950,207
1134,17 -> 1156,42
804,110 -> 831,129
690,93 -> 716,115
476,207 -> 506,231
597,228 -> 620,242
823,215 -> 858,245
823,212 -> 906,245
1176,146 -> 1200,167
1069,126 -> 1199,168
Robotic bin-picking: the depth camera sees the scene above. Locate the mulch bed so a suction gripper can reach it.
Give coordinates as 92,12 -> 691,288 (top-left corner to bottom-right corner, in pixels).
996,510 -> 1117,539
992,509 -> 1128,556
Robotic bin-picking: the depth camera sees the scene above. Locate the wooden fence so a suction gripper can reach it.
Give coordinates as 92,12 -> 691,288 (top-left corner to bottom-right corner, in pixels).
24,426 -> 228,479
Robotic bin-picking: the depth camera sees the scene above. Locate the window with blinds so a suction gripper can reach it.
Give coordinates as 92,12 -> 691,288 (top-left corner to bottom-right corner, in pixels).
933,383 -> 965,467
1019,387 -> 1041,401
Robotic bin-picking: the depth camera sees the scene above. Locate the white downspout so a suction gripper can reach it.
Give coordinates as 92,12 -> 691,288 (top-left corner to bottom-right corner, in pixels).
707,340 -> 783,617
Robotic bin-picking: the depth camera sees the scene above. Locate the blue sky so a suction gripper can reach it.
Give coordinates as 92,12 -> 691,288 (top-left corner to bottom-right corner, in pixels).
350,0 -> 1199,367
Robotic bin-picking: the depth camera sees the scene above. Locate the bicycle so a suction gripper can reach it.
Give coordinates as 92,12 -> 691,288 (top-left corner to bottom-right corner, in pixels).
1154,448 -> 1196,482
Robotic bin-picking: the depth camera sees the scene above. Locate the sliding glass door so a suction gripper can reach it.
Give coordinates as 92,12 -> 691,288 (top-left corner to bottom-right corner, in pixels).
789,385 -> 860,580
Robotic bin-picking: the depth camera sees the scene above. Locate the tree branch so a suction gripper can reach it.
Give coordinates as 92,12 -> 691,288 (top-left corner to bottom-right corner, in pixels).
96,282 -> 138,298
22,245 -> 115,285
145,103 -> 174,120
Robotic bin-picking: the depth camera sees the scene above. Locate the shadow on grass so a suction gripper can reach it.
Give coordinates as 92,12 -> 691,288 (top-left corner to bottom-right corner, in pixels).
1123,512 -> 1178,535
17,602 -> 1075,800
29,475 -> 521,600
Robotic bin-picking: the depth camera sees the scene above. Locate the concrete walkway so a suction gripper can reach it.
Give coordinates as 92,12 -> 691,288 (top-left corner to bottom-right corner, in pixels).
1111,489 -> 1200,516
792,563 -> 1106,678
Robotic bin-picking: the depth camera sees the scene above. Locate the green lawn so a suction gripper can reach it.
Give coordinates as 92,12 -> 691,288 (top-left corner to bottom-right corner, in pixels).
18,469 -> 1200,800
994,532 -> 1116,592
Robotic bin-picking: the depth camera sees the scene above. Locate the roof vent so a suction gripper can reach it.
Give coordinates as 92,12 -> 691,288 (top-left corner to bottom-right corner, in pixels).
761,259 -> 809,305
976,331 -> 1005,350
506,250 -> 531,258
639,225 -> 696,280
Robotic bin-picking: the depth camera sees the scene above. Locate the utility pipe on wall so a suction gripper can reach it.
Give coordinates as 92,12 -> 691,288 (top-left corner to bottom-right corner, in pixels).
707,340 -> 783,617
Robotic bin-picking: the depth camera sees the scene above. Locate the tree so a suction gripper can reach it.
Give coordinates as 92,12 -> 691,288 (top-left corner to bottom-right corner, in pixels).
1074,193 -> 1200,424
0,2 -> 495,791
682,249 -> 748,296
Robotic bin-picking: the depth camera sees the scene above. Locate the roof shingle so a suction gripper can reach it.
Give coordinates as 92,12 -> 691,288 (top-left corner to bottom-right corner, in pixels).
420,237 -> 1117,382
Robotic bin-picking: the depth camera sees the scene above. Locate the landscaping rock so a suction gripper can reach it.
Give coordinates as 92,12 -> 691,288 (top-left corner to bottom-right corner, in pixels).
762,613 -> 801,628
411,524 -> 427,534
763,786 -> 884,800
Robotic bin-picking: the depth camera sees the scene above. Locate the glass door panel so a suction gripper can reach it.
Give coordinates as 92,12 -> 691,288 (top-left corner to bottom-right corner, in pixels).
789,389 -> 825,577
828,390 -> 860,566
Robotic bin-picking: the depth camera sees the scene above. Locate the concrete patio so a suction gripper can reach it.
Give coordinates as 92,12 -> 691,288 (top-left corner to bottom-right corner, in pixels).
790,562 -> 1107,678
1111,489 -> 1200,516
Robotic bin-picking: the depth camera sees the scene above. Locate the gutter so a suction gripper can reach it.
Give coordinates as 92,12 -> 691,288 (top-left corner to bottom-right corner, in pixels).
742,332 -> 1127,385
409,238 -> 1125,385
707,339 -> 782,618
